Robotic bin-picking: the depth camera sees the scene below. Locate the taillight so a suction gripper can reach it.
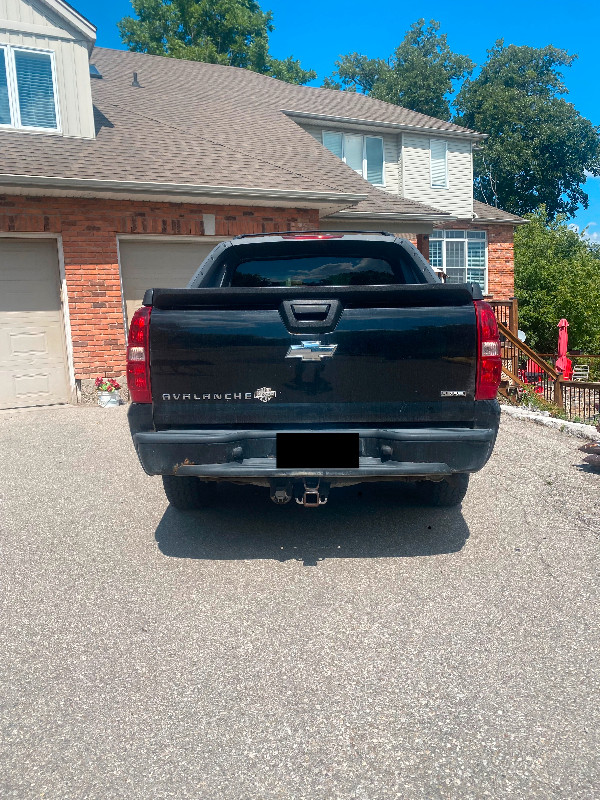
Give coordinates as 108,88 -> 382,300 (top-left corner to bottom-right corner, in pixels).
474,300 -> 502,400
126,306 -> 152,403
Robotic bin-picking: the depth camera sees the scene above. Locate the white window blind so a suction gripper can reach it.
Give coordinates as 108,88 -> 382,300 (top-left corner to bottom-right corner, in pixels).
344,134 -> 363,174
322,131 -> 385,185
430,139 -> 448,188
322,131 -> 343,159
365,136 -> 384,184
15,50 -> 57,129
0,48 -> 10,125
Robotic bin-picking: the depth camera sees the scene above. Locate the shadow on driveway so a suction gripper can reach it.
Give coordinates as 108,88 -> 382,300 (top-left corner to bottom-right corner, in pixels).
155,482 -> 470,565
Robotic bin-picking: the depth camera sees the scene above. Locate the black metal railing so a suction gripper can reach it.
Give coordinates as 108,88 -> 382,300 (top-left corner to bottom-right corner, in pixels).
561,382 -> 600,424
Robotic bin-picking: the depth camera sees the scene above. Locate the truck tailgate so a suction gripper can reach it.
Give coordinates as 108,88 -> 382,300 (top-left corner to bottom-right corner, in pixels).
148,284 -> 477,428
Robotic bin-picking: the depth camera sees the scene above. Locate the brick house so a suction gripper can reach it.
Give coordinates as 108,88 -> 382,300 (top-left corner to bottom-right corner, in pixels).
0,0 -> 524,408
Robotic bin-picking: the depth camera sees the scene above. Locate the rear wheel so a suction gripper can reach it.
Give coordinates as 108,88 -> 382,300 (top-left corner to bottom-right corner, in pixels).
415,473 -> 470,507
162,475 -> 216,511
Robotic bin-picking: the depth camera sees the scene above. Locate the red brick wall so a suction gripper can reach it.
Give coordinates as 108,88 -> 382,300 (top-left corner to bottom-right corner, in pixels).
435,221 -> 515,299
0,195 -> 318,378
485,225 -> 515,299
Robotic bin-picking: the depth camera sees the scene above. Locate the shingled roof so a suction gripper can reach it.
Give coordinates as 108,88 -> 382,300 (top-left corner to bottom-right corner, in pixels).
0,47 -> 481,219
472,201 -> 528,224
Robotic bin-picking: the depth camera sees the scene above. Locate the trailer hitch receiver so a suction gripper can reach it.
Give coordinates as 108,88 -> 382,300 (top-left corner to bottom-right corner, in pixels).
295,478 -> 329,507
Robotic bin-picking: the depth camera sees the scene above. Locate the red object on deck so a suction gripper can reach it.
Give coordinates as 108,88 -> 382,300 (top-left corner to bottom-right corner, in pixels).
556,318 -> 570,374
526,359 -> 542,374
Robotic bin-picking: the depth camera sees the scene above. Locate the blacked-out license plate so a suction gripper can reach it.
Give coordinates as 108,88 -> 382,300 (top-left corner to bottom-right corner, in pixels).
276,433 -> 359,468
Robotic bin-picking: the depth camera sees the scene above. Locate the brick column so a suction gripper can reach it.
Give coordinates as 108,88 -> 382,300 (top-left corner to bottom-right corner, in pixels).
416,233 -> 430,261
486,225 -> 515,298
61,223 -> 125,379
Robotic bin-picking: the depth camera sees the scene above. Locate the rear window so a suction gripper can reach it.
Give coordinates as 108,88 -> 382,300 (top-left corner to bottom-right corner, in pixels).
230,256 -> 400,287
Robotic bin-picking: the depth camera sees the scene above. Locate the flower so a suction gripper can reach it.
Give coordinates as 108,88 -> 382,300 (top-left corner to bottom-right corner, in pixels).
95,376 -> 120,392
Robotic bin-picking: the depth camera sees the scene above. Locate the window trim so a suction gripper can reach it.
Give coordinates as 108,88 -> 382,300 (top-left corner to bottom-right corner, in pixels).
429,229 -> 488,294
322,130 -> 385,186
0,43 -> 61,133
430,138 -> 448,190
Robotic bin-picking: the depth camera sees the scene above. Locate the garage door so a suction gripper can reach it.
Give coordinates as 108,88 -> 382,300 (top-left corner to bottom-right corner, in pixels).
119,240 -> 218,330
0,238 -> 71,409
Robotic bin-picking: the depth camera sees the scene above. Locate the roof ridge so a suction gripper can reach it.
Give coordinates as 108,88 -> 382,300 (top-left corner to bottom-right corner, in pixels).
92,47 -> 480,135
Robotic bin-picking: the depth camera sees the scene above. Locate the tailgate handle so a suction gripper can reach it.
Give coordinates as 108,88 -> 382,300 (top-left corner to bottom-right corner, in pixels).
291,303 -> 331,321
279,299 -> 342,333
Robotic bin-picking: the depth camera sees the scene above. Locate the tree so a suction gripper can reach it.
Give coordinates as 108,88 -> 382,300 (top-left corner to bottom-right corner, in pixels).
322,53 -> 388,95
455,42 -> 600,218
514,208 -> 600,354
118,0 -> 316,85
323,20 -> 473,120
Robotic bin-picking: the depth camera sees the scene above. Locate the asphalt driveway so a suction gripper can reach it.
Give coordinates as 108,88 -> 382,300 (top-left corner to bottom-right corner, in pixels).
0,405 -> 598,799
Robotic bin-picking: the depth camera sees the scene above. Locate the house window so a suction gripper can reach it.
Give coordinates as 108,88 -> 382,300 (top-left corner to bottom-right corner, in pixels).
322,131 -> 384,185
430,230 -> 487,291
0,45 -> 59,131
430,139 -> 448,188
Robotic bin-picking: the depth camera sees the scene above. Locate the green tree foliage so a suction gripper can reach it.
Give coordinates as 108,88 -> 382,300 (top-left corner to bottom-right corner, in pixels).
455,42 -> 600,218
322,53 -> 387,95
322,20 -> 473,120
514,208 -> 600,353
118,0 -> 316,84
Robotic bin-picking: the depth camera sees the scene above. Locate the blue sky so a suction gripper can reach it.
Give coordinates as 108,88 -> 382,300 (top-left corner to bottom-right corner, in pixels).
76,0 -> 600,238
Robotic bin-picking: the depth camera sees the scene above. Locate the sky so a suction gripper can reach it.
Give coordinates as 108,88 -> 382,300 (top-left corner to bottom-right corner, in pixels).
75,0 -> 600,239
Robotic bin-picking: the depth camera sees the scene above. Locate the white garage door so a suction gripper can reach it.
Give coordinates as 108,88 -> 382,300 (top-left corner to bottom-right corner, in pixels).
119,239 -> 218,330
0,238 -> 71,410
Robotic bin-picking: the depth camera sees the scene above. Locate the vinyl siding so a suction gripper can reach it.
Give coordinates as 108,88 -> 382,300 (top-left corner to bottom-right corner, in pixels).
402,133 -> 473,217
0,1 -> 95,138
296,122 -> 401,194
0,0 -> 65,28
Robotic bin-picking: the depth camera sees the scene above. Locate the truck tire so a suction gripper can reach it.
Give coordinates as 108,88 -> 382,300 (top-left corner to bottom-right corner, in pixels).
162,475 -> 215,511
415,473 -> 470,507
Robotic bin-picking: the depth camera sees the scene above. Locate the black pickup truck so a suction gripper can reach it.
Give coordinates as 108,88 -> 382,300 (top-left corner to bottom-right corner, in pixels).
127,232 -> 501,509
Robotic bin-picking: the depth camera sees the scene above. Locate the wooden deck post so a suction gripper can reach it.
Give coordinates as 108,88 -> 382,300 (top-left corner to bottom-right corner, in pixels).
509,297 -> 519,336
554,376 -> 564,409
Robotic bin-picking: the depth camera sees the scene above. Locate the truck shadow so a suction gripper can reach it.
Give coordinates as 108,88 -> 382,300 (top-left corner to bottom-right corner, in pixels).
154,482 -> 470,565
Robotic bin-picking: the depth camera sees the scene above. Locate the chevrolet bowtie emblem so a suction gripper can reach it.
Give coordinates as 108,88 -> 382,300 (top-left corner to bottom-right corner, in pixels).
285,341 -> 338,362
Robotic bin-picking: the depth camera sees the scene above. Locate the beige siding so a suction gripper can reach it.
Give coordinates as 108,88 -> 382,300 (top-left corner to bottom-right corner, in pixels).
0,1 -> 95,138
402,133 -> 473,217
295,122 -> 401,193
299,122 -> 322,143
0,0 -> 77,37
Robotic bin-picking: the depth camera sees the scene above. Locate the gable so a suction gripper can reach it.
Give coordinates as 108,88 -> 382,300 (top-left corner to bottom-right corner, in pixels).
0,0 -> 95,44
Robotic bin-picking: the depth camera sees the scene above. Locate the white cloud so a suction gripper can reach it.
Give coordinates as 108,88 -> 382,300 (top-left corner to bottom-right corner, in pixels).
569,221 -> 599,241
584,170 -> 600,179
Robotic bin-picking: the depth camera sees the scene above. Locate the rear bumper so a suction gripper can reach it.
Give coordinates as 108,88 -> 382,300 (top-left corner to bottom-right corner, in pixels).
131,425 -> 498,479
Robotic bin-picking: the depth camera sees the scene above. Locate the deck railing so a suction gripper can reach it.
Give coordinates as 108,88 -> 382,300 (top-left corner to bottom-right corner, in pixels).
479,298 -> 600,421
560,381 -> 600,423
496,319 -> 600,423
497,320 -> 562,406
487,298 -> 519,335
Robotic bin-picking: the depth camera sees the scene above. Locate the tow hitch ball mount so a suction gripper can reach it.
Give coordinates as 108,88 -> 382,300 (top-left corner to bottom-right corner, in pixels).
269,479 -> 330,507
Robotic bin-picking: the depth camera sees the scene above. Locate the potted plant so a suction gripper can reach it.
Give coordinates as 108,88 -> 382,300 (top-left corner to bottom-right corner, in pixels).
95,376 -> 121,407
